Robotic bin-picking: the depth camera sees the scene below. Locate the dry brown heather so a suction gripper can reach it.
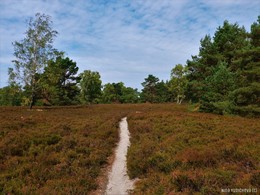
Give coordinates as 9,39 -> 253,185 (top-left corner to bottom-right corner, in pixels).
0,104 -> 259,194
127,104 -> 260,194
0,104 -> 147,194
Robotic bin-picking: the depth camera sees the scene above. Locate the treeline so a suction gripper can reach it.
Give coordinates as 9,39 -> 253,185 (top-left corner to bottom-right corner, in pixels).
0,13 -> 259,116
0,63 -> 183,105
0,59 -> 188,106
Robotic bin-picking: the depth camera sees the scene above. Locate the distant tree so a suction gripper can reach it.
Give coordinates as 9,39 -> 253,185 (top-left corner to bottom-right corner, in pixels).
102,83 -> 115,103
102,82 -> 140,103
0,84 -> 23,106
102,82 -> 124,103
41,56 -> 80,105
155,80 -> 169,103
10,13 -> 58,109
169,64 -> 188,104
141,74 -> 159,103
79,70 -> 102,104
121,87 -> 140,103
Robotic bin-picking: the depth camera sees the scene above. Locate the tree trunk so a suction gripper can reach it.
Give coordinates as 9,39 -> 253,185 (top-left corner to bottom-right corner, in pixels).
29,93 -> 34,109
176,95 -> 183,104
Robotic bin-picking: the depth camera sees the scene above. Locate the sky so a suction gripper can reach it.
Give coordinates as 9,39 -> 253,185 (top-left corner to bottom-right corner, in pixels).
0,0 -> 259,90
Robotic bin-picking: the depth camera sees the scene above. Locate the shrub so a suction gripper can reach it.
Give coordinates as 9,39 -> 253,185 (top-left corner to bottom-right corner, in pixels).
46,134 -> 61,145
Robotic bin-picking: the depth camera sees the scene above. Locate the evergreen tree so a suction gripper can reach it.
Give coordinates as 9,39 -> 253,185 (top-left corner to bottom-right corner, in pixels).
141,74 -> 159,103
200,62 -> 236,114
229,16 -> 260,116
41,56 -> 80,105
186,16 -> 260,116
155,80 -> 169,103
186,35 -> 219,102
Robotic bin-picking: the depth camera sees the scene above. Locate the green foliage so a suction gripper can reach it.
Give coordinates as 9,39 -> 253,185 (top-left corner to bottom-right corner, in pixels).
11,13 -> 58,109
230,83 -> 260,106
169,64 -> 188,104
141,74 -> 159,103
102,82 -> 124,103
102,82 -> 139,103
213,20 -> 248,64
200,62 -> 237,114
121,87 -> 140,103
186,16 -> 260,116
79,70 -> 102,104
40,56 -> 80,105
140,75 -> 170,103
155,81 -> 169,103
0,84 -> 23,106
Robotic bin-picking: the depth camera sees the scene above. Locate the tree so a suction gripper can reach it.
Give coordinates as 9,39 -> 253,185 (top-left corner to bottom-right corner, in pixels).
79,70 -> 102,104
228,16 -> 260,116
41,56 -> 80,105
169,64 -> 188,104
185,16 -> 260,116
121,87 -> 140,103
102,82 -> 139,103
213,20 -> 248,66
102,82 -> 124,103
155,80 -> 169,103
186,35 -> 219,102
200,62 -> 236,114
10,13 -> 58,109
250,16 -> 260,47
141,74 -> 159,103
0,85 -> 23,106
186,21 -> 247,103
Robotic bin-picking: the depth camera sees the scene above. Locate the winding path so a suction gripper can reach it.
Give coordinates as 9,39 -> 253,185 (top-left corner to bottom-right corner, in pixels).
105,117 -> 135,195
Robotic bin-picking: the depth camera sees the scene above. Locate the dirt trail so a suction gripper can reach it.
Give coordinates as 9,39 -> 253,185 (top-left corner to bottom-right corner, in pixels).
105,117 -> 135,195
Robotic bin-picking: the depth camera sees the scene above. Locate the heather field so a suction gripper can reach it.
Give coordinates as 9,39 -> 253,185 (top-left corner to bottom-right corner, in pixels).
0,104 -> 259,194
127,104 -> 260,194
0,104 -> 146,194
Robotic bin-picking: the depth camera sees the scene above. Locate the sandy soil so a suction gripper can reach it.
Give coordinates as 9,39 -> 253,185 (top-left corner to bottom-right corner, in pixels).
105,117 -> 135,195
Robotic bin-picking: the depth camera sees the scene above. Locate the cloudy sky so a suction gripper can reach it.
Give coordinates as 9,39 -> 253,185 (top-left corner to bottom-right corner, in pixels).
0,0 -> 259,90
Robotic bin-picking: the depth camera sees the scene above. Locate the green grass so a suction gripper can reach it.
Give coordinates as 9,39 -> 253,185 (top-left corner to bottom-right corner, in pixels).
0,104 -> 259,194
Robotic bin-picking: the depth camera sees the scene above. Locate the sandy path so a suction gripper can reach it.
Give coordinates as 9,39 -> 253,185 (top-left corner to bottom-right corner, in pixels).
105,117 -> 135,195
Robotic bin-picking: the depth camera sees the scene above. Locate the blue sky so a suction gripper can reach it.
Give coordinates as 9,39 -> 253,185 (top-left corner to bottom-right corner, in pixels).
0,0 -> 259,90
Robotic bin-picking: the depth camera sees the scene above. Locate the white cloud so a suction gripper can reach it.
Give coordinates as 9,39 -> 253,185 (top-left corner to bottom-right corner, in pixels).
0,0 -> 259,89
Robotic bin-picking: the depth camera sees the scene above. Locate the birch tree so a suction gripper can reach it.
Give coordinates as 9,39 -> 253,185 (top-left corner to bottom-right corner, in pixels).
169,64 -> 188,104
10,13 -> 58,109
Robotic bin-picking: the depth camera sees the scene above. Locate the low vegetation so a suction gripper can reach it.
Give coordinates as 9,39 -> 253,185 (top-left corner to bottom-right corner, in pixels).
127,104 -> 260,194
0,104 -> 259,194
0,105 -> 146,194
